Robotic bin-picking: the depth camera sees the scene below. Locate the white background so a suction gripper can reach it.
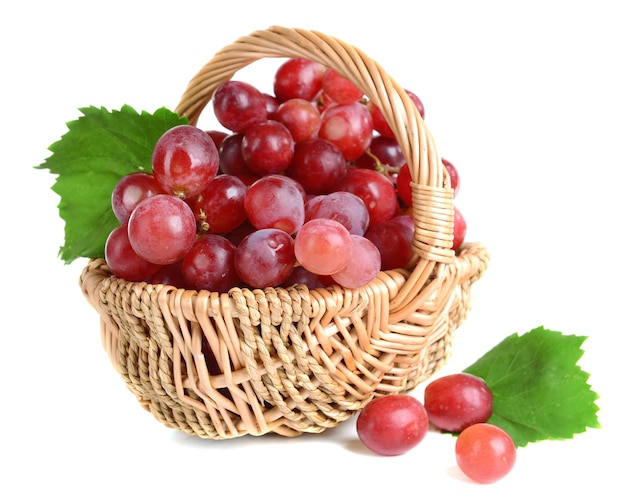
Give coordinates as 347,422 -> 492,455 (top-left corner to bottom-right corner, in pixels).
2,1 -> 623,501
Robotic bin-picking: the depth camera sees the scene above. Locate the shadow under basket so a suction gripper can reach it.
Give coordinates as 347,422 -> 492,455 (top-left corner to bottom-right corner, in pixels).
79,26 -> 490,440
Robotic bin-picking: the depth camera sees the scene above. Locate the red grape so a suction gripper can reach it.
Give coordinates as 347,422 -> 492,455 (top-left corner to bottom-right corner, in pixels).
127,194 -> 197,265
354,135 -> 406,171
206,129 -> 228,149
365,217 -> 414,270
321,68 -> 363,104
455,423 -> 517,484
218,133 -> 252,176
314,90 -> 336,114
286,138 -> 347,195
453,206 -> 467,251
244,174 -> 305,234
152,125 -> 219,199
396,163 -> 412,207
234,173 -> 260,187
191,174 -> 248,234
147,260 -> 186,288
111,172 -> 164,224
368,88 -> 425,139
392,213 -> 415,233
212,80 -> 267,133
306,190 -> 370,236
356,394 -> 429,456
423,373 -> 493,433
273,58 -> 326,101
280,266 -> 325,289
397,159 -> 459,206
182,234 -> 239,292
442,158 -> 460,196
222,220 -> 256,247
104,224 -> 161,281
263,93 -> 280,117
234,228 -> 296,288
319,102 -> 373,161
333,168 -> 398,226
241,120 -> 295,176
273,98 -> 321,142
304,194 -> 326,220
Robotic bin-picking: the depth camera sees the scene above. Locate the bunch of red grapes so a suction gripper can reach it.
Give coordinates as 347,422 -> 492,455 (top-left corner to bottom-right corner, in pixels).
105,57 -> 466,292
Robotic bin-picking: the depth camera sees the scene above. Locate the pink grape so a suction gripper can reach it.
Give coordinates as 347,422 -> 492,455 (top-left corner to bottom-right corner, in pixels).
234,228 -> 296,288
241,120 -> 295,176
104,224 -> 161,281
244,174 -> 305,234
182,234 -> 240,292
318,101 -> 374,161
127,194 -> 197,265
273,58 -> 326,101
212,80 -> 267,133
152,125 -> 219,199
455,424 -> 517,484
111,172 -> 164,224
294,218 -> 351,275
331,234 -> 381,288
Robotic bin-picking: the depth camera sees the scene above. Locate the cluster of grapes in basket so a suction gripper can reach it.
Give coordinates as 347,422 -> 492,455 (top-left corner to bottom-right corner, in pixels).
104,57 -> 466,292
357,373 -> 516,484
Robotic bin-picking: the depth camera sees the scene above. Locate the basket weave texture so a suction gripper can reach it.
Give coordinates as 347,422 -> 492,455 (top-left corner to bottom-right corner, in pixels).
80,26 -> 489,439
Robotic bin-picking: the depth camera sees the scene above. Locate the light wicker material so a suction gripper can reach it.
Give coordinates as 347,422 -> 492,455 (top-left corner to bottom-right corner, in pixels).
80,26 -> 489,439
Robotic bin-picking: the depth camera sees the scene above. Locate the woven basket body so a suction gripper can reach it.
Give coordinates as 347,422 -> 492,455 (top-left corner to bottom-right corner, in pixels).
80,26 -> 489,439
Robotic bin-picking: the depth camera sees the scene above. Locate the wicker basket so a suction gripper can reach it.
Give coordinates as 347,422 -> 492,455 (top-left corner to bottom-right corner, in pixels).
79,26 -> 489,439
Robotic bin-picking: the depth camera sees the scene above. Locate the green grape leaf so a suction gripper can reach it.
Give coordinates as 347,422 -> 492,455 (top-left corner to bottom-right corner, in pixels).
464,326 -> 601,448
34,105 -> 187,263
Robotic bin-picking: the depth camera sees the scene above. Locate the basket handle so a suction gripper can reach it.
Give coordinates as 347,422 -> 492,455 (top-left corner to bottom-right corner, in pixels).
175,26 -> 455,265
